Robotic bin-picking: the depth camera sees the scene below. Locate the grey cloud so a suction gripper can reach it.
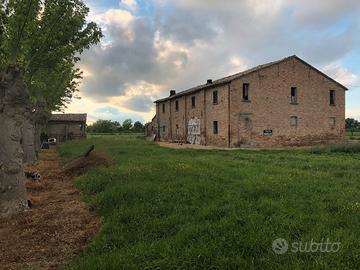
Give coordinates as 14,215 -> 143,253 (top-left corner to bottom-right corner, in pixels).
79,0 -> 360,114
122,95 -> 154,112
290,0 -> 360,26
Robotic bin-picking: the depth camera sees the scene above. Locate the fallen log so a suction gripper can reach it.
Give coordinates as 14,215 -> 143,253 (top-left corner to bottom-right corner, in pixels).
84,145 -> 95,157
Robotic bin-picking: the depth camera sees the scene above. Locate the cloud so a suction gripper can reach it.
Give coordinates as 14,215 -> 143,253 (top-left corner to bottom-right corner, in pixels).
67,0 -> 360,123
323,62 -> 360,87
290,0 -> 360,26
120,0 -> 138,12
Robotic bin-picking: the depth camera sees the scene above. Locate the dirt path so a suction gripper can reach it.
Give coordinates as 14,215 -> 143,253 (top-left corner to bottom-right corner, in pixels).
0,148 -> 101,270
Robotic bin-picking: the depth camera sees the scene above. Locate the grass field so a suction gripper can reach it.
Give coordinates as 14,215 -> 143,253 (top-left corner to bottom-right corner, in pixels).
347,130 -> 360,140
58,136 -> 360,269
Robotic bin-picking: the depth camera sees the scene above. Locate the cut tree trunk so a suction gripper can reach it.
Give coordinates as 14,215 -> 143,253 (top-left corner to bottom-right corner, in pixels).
0,66 -> 30,216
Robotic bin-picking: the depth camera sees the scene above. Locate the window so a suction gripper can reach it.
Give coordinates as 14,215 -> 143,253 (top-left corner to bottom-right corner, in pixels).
290,116 -> 298,127
243,83 -> 250,101
291,87 -> 297,104
191,96 -> 196,108
329,117 -> 336,126
175,100 -> 179,111
162,126 -> 166,132
162,103 -> 165,113
213,91 -> 218,104
330,90 -> 335,105
213,121 -> 218,134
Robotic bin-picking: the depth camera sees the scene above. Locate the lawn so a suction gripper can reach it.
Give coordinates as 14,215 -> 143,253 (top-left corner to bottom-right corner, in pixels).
58,135 -> 360,270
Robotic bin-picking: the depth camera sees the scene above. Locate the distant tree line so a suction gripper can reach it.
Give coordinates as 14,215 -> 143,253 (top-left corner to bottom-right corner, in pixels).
346,118 -> 360,130
87,119 -> 145,133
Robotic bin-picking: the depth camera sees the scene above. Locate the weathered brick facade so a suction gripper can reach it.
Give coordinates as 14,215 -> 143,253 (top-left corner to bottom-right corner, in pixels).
153,56 -> 347,148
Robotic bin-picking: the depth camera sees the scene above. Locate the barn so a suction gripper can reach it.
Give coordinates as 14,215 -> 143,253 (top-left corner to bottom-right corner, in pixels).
46,114 -> 87,143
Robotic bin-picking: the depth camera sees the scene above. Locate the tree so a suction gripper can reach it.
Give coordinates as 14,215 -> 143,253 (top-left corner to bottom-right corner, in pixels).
132,121 -> 145,132
87,120 -> 117,133
0,0 -> 102,216
122,119 -> 133,131
346,118 -> 359,130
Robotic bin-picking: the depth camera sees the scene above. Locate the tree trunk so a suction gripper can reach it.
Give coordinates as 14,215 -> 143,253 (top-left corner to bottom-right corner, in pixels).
34,123 -> 42,153
22,116 -> 36,164
0,66 -> 29,216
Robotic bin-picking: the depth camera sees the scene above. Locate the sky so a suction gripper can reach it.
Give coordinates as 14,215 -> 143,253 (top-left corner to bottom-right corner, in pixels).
64,0 -> 360,124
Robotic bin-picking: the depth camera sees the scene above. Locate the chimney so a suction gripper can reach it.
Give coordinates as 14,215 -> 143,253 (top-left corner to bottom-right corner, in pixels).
170,90 -> 176,96
206,79 -> 213,85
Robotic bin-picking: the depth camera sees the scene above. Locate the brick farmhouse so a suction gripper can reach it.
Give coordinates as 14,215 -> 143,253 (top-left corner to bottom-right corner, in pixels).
149,55 -> 347,148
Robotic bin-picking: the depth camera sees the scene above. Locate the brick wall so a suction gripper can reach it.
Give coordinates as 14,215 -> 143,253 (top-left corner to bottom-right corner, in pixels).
156,57 -> 346,147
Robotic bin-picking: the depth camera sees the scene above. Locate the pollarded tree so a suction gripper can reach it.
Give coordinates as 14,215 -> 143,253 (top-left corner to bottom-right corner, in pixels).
0,0 -> 102,216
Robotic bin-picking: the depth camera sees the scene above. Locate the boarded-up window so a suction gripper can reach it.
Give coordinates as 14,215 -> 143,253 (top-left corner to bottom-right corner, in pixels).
213,121 -> 218,134
213,91 -> 218,104
330,90 -> 335,105
329,117 -> 336,126
191,96 -> 196,108
243,83 -> 250,101
175,100 -> 179,111
290,116 -> 298,127
291,87 -> 297,103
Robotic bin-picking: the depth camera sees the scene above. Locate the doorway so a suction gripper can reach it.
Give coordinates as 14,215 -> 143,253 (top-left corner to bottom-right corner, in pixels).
238,114 -> 253,147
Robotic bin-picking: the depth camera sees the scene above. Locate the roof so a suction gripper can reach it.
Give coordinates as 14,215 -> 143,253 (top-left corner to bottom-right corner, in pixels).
49,113 -> 87,122
154,55 -> 348,103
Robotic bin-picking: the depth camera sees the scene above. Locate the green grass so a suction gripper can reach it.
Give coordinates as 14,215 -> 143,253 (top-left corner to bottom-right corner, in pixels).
58,136 -> 360,270
347,130 -> 360,140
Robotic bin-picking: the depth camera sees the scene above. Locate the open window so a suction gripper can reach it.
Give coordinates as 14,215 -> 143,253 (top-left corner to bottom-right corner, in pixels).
175,100 -> 179,111
191,96 -> 196,108
291,87 -> 297,104
213,121 -> 218,134
243,83 -> 250,101
162,103 -> 165,113
330,90 -> 335,105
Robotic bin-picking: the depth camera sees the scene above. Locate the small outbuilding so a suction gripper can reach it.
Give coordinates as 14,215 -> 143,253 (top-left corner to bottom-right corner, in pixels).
46,113 -> 87,143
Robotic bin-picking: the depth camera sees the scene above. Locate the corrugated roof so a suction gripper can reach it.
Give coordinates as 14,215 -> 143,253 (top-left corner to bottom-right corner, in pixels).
49,113 -> 87,122
154,55 -> 348,103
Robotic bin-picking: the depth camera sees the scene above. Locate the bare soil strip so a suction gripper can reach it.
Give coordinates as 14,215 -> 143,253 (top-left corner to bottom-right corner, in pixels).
0,148 -> 101,270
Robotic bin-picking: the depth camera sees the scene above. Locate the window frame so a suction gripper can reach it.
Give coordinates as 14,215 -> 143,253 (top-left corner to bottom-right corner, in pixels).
290,116 -> 298,127
213,121 -> 218,134
243,83 -> 250,101
291,87 -> 298,104
330,90 -> 336,106
329,117 -> 336,127
213,90 -> 218,105
191,96 -> 196,108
